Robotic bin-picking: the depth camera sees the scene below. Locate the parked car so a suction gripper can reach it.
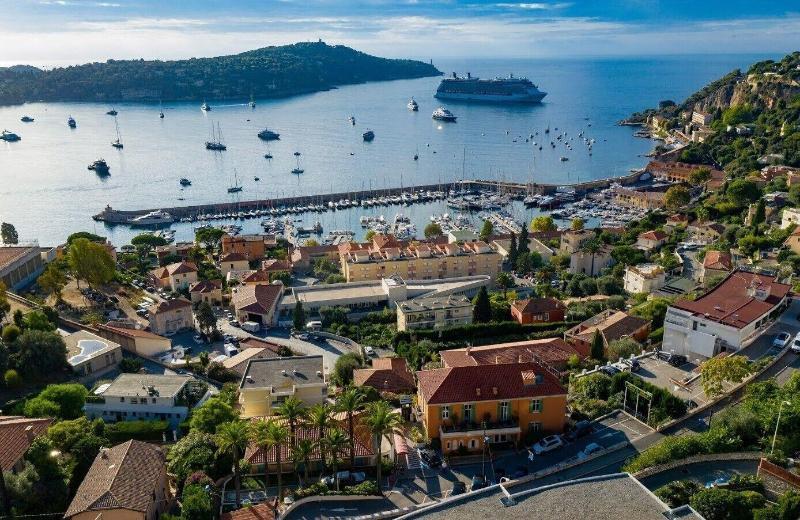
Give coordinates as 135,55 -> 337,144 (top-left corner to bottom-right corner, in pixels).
579,442 -> 603,459
564,420 -> 593,442
657,351 -> 688,366
451,481 -> 466,495
320,471 -> 366,487
599,365 -> 620,376
419,448 -> 442,468
792,332 -> 800,354
470,475 -> 488,491
364,346 -> 376,356
622,358 -> 641,372
229,319 -> 241,328
774,332 -> 792,348
531,435 -> 564,456
241,321 -> 261,333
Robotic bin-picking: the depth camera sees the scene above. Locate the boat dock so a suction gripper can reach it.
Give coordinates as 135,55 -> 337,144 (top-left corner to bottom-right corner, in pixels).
93,171 -> 648,225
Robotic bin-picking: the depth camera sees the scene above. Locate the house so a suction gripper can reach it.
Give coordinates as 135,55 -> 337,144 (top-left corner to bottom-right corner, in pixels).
232,282 -> 283,326
0,416 -> 53,473
65,440 -> 170,520
147,297 -> 193,336
416,362 -> 567,454
239,336 -> 286,355
691,111 -> 713,126
240,270 -> 272,286
701,250 -> 733,285
223,347 -> 280,375
219,252 -> 251,277
222,504 -> 275,520
623,264 -> 666,294
0,245 -> 46,290
239,356 -> 327,418
761,165 -> 800,182
646,160 -> 725,190
290,244 -> 340,273
664,214 -> 689,231
262,258 -> 292,279
447,229 -> 479,243
564,310 -> 651,357
396,295 -> 473,331
64,330 -> 122,379
662,270 -> 791,359
612,187 -> 666,210
95,321 -> 171,357
189,279 -> 223,306
785,227 -> 800,255
154,241 -> 195,263
687,222 -> 725,244
636,230 -> 668,252
221,233 -> 269,260
510,297 -> 566,325
84,373 -> 210,428
439,338 -> 582,371
781,208 -> 800,229
568,246 -> 613,276
150,261 -> 198,292
354,357 -> 416,394
559,229 -> 594,255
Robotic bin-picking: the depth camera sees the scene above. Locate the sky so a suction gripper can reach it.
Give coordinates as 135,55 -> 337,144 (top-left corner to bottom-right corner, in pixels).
1,0 -> 799,66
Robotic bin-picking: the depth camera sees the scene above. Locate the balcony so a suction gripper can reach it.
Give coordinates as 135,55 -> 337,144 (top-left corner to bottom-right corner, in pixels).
439,418 -> 521,438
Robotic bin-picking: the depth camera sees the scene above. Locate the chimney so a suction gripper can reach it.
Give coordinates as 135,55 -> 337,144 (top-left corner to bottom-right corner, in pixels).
492,387 -> 498,395
24,425 -> 34,442
495,355 -> 499,365
476,388 -> 481,397
465,346 -> 472,355
518,354 -> 524,364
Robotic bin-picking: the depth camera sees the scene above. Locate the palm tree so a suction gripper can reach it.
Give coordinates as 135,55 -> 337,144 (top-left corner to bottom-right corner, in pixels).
336,387 -> 365,468
265,420 -> 290,503
322,428 -> 349,491
581,237 -> 602,276
276,396 -> 307,446
249,419 -> 275,493
215,420 -> 250,508
307,403 -> 332,475
291,438 -> 314,486
363,401 -> 402,494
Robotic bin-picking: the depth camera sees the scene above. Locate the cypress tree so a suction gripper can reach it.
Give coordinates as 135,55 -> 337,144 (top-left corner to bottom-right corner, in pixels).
508,233 -> 518,266
472,286 -> 491,323
590,330 -> 605,361
518,223 -> 529,254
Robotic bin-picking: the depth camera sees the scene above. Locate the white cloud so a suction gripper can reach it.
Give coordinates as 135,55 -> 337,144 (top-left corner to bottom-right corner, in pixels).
39,0 -> 120,6
494,3 -> 572,9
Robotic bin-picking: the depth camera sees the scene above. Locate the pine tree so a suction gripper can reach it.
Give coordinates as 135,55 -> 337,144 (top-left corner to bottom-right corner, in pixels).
293,301 -> 306,331
752,198 -> 766,226
590,330 -> 605,361
508,234 -> 518,266
472,286 -> 491,323
518,223 -> 529,254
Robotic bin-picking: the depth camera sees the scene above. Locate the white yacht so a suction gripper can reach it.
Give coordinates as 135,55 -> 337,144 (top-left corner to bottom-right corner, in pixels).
407,98 -> 419,111
130,210 -> 174,226
432,107 -> 457,122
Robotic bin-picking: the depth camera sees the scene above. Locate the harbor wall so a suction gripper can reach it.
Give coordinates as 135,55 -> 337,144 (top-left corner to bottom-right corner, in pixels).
93,171 -> 647,224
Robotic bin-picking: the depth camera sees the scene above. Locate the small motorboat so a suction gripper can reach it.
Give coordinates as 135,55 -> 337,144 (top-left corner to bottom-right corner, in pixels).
20,116 -> 34,123
363,130 -> 375,142
180,178 -> 192,186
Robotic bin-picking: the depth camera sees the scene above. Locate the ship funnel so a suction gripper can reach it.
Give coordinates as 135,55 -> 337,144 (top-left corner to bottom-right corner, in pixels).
467,72 -> 471,79
452,72 -> 457,79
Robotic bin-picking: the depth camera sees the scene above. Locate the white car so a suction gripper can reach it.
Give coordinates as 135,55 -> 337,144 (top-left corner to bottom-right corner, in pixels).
792,333 -> 800,354
364,346 -> 376,357
530,435 -> 564,456
578,442 -> 603,460
773,332 -> 791,349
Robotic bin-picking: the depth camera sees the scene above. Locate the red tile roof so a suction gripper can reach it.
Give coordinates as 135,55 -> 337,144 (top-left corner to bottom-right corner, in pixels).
672,270 -> 791,329
189,279 -> 222,293
221,252 -> 249,263
638,230 -> 667,241
149,297 -> 192,314
262,259 -> 291,273
512,297 -> 566,316
239,337 -> 285,354
353,357 -> 416,393
233,284 -> 283,315
416,362 -> 566,405
0,416 -> 53,471
703,250 -> 733,271
567,310 -> 651,345
166,261 -> 197,275
440,338 -> 580,369
222,504 -> 275,520
98,322 -> 168,340
241,270 -> 271,283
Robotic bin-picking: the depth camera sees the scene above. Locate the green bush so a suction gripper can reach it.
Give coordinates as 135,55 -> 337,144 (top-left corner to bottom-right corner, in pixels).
105,420 -> 170,442
690,488 -> 765,520
4,368 -> 22,388
655,480 -> 702,508
623,426 -> 743,473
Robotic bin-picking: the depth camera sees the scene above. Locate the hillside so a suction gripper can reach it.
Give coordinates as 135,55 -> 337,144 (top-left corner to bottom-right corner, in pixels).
0,41 -> 441,105
628,52 -> 800,175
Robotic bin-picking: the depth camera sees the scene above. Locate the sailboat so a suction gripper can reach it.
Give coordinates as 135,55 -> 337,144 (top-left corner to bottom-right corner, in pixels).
291,153 -> 304,174
111,116 -> 123,149
249,93 -> 256,108
159,100 -> 165,119
201,100 -> 211,111
205,122 -> 227,151
227,169 -> 243,193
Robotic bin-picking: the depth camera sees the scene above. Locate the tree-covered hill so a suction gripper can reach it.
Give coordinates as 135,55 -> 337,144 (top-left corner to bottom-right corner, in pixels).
0,41 -> 441,105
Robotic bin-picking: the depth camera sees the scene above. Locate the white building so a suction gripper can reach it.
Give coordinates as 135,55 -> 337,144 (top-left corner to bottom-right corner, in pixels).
623,264 -> 666,294
662,270 -> 791,360
85,374 -> 212,428
781,208 -> 800,229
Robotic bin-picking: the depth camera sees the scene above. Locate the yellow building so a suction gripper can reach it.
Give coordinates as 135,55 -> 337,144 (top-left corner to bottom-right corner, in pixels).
239,355 -> 327,418
396,294 -> 473,331
341,235 -> 502,283
416,362 -> 567,454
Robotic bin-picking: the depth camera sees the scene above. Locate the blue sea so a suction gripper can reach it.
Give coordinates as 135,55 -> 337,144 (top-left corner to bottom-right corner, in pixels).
0,54 -> 774,246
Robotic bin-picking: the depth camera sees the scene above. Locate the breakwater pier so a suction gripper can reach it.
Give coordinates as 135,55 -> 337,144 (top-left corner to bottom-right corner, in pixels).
93,171 -> 648,226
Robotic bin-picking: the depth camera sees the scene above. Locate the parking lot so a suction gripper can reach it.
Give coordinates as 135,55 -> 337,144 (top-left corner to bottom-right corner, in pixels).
390,410 -> 653,507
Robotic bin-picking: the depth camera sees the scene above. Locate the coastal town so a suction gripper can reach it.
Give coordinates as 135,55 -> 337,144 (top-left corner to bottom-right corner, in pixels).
3,8 -> 800,519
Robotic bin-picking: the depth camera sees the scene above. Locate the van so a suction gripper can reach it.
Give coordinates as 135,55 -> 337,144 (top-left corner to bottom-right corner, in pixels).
224,343 -> 239,357
306,320 -> 322,332
241,321 -> 261,333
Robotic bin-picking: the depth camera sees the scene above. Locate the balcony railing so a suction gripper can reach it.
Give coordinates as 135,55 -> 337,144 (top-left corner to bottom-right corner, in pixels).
440,417 -> 519,434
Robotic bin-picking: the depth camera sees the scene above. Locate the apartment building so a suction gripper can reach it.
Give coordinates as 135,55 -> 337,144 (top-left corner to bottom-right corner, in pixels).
396,295 -> 473,331
239,356 -> 327,418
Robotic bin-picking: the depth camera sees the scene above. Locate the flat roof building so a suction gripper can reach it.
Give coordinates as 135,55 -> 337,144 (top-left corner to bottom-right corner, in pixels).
397,294 -> 473,331
239,356 -> 327,418
0,244 -> 46,290
64,330 -> 122,379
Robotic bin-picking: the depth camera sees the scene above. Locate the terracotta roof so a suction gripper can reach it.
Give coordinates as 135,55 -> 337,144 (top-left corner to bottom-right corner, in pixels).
440,338 -> 580,369
568,310 -> 650,345
239,337 -> 284,355
245,415 -> 374,465
166,261 -> 197,275
672,270 -> 791,329
353,357 -> 416,393
233,283 -> 283,315
241,270 -> 271,283
703,250 -> 733,271
189,279 -> 222,293
262,259 -> 291,272
0,416 -> 53,471
667,214 -> 689,223
98,322 -> 168,340
222,504 -> 275,520
221,252 -> 249,263
372,234 -> 401,249
512,297 -> 566,316
149,297 -> 192,314
223,347 -> 279,375
0,246 -> 38,272
416,362 -> 566,405
638,230 -> 667,241
65,440 -> 165,518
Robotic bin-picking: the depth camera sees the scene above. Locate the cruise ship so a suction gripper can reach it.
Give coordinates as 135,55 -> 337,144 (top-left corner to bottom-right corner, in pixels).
435,72 -> 547,103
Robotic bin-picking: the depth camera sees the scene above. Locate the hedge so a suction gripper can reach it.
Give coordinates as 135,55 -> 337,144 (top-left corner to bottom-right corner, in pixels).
395,320 -> 578,345
105,420 -> 170,442
622,427 -> 744,473
293,479 -> 379,499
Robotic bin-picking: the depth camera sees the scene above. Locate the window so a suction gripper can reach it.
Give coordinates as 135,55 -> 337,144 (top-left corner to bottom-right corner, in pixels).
530,399 -> 542,413
463,403 -> 473,423
529,422 -> 542,432
499,401 -> 509,421
469,439 -> 476,449
446,441 -> 451,450
441,406 -> 450,420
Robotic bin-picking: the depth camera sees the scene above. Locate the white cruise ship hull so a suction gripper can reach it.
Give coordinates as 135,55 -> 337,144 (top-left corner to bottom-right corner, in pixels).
435,90 -> 546,103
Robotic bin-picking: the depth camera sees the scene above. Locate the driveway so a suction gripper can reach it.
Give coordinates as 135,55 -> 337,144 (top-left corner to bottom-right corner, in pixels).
638,458 -> 761,491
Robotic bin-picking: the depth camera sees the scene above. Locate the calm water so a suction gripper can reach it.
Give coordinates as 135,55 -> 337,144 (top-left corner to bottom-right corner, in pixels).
0,54 -> 771,246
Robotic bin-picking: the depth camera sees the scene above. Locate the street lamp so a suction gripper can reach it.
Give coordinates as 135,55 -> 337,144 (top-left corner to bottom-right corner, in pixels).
771,400 -> 792,455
